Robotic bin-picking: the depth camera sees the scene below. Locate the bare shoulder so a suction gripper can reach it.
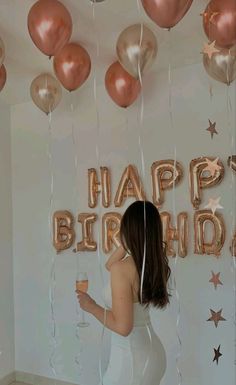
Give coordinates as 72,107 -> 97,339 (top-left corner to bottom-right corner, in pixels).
110,257 -> 136,280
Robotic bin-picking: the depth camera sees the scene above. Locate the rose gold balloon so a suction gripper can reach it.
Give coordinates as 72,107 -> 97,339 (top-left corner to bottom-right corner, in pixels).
114,165 -> 146,206
141,0 -> 193,29
228,155 -> 236,173
203,0 -> 236,48
189,157 -> 224,210
161,211 -> 189,258
0,64 -> 7,92
54,43 -> 91,91
203,44 -> 236,85
194,210 -> 226,256
151,160 -> 184,208
53,211 -> 75,253
28,0 -> 72,57
105,61 -> 141,108
30,73 -> 62,114
231,231 -> 236,257
102,212 -> 122,254
116,24 -> 157,79
88,167 -> 111,208
0,37 -> 5,67
76,213 -> 97,252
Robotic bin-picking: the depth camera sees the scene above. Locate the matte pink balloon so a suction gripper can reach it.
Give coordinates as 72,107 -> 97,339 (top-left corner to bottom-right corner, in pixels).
0,64 -> 6,92
28,0 -> 72,57
105,61 -> 141,108
141,0 -> 193,29
53,43 -> 91,91
203,0 -> 236,48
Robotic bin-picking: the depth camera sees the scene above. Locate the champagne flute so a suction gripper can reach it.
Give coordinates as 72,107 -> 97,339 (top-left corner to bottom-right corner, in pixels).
76,271 -> 89,327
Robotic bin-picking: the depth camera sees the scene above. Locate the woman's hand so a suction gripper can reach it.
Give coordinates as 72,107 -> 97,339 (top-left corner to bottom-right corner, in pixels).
76,290 -> 96,313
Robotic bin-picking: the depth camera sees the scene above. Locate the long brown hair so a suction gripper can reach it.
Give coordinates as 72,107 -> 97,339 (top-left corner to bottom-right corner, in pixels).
120,200 -> 171,309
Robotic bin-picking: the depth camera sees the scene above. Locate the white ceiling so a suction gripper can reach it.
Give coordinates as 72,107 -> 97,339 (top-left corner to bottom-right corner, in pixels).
0,0 -> 208,106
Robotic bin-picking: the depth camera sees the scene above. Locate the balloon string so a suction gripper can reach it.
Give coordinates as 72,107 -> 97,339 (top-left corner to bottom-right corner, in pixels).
69,92 -> 83,374
124,108 -> 129,199
47,111 -> 58,379
226,85 -> 236,368
167,29 -> 182,385
91,3 -> 107,384
136,14 -> 152,384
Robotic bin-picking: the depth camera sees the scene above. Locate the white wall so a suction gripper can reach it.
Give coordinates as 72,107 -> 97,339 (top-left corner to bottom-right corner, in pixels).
11,63 -> 235,385
0,101 -> 15,378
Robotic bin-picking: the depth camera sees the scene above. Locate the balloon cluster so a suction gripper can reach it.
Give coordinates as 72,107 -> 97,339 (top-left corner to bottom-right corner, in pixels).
105,0 -> 195,108
202,0 -> 236,85
0,36 -> 7,92
105,24 -> 157,108
28,0 -> 91,114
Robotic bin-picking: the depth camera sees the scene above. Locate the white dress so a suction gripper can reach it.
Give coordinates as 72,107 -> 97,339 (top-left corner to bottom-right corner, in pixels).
100,281 -> 167,385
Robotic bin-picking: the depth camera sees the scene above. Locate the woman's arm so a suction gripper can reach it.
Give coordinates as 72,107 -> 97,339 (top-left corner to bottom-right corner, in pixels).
105,244 -> 127,271
77,262 -> 134,336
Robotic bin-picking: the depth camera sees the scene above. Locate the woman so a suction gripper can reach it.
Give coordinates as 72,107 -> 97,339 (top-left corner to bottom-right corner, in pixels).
77,200 -> 171,385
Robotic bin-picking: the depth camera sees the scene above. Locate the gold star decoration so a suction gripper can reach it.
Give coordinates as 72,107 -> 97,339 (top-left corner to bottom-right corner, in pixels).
204,197 -> 223,215
202,41 -> 220,59
207,309 -> 226,328
213,345 -> 222,365
206,120 -> 218,138
209,271 -> 223,290
203,157 -> 222,175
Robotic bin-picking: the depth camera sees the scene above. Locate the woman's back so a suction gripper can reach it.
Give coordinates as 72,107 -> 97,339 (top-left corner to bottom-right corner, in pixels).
101,256 -> 167,385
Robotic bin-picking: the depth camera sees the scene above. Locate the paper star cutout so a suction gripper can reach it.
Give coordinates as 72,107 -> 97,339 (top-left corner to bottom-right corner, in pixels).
203,158 -> 222,175
202,41 -> 220,59
207,309 -> 226,328
206,120 -> 218,138
209,271 -> 223,290
213,345 -> 222,364
204,197 -> 223,215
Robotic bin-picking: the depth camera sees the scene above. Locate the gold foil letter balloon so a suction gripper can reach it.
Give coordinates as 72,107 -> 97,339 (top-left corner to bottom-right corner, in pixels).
228,155 -> 236,173
160,212 -> 189,258
0,37 -> 5,67
194,210 -> 226,256
102,212 -> 122,254
151,160 -> 184,208
30,73 -> 62,114
53,211 -> 75,252
189,157 -> 224,210
88,167 -> 111,208
76,213 -> 97,252
0,64 -> 7,92
231,232 -> 236,257
114,165 -> 146,207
